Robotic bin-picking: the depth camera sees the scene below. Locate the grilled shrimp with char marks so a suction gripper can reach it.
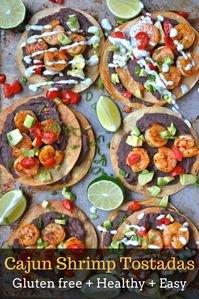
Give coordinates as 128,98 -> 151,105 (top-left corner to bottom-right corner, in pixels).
177,52 -> 199,77
65,33 -> 87,56
18,224 -> 40,247
172,24 -> 195,49
42,223 -> 66,246
153,147 -> 177,172
44,50 -> 68,72
174,135 -> 198,158
160,66 -> 181,89
142,229 -> 164,249
138,23 -> 160,49
39,145 -> 64,167
163,221 -> 189,249
25,39 -> 48,59
145,123 -> 168,147
14,110 -> 36,133
12,133 -> 33,158
42,20 -> 65,46
126,148 -> 150,173
14,156 -> 40,177
152,46 -> 174,65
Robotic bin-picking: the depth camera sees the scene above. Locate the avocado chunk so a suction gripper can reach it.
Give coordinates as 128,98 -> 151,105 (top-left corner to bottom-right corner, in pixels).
110,240 -> 120,249
70,54 -> 85,69
180,174 -> 197,186
57,34 -> 72,45
144,81 -> 157,92
23,114 -> 36,129
157,176 -> 174,186
147,186 -> 161,196
111,73 -> 120,84
7,129 -> 23,146
167,123 -> 176,136
66,14 -> 80,32
162,93 -> 174,104
39,169 -> 51,182
163,56 -> 174,65
67,69 -> 85,79
55,219 -> 66,225
24,149 -> 35,157
154,20 -> 165,43
139,69 -> 148,77
138,170 -> 154,186
126,134 -> 144,147
159,196 -> 169,208
130,126 -> 141,137
134,88 -> 143,98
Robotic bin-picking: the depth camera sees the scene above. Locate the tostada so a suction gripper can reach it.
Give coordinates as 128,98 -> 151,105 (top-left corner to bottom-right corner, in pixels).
0,96 -> 82,186
110,107 -> 199,196
100,11 -> 199,108
16,7 -> 104,93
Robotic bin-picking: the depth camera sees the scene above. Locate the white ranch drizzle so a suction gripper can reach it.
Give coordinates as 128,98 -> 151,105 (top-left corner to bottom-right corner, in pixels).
29,79 -> 78,92
46,60 -> 67,66
23,30 -> 64,46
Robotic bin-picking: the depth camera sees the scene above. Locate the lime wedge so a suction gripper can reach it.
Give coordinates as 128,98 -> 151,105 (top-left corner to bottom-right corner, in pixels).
87,176 -> 124,211
0,190 -> 27,225
0,0 -> 26,29
96,96 -> 121,132
106,0 -> 143,19
81,274 -> 121,299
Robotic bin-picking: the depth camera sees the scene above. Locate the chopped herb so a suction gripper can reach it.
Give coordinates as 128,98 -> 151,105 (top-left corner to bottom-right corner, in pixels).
119,169 -> 129,178
116,18 -> 127,25
91,103 -> 97,110
96,146 -> 101,155
65,125 -> 79,136
97,78 -> 104,89
90,214 -> 99,220
71,144 -> 79,150
101,154 -> 107,166
51,123 -> 61,133
22,77 -> 28,84
3,217 -> 10,225
97,135 -> 105,143
8,160 -> 14,168
37,217 -> 43,229
86,91 -> 93,101
46,77 -> 53,82
93,159 -> 101,164
38,104 -> 46,114
90,166 -> 102,175
106,142 -> 111,149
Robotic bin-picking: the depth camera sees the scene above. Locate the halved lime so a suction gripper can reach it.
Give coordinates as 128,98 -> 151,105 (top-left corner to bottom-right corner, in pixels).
0,190 -> 27,225
96,96 -> 121,132
0,0 -> 26,29
106,0 -> 143,19
87,176 -> 124,211
81,274 -> 121,299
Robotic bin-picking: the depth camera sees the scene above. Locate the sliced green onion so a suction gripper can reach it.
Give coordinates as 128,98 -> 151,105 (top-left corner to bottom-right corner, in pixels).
86,91 -> 93,101
119,169 -> 128,177
22,77 -> 27,84
97,78 -> 104,89
90,214 -> 99,220
97,135 -> 105,143
90,166 -> 102,175
91,103 -> 97,110
106,142 -> 111,149
103,220 -> 112,230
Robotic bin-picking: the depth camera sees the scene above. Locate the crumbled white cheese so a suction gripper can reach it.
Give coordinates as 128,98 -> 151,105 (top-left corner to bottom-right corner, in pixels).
110,230 -> 117,235
157,15 -> 164,22
137,212 -> 144,220
180,227 -> 188,232
101,18 -> 112,31
97,225 -> 107,232
156,214 -> 165,220
180,84 -> 189,94
90,206 -> 97,214
162,63 -> 169,73
179,237 -> 187,245
170,28 -> 178,38
148,245 -> 161,249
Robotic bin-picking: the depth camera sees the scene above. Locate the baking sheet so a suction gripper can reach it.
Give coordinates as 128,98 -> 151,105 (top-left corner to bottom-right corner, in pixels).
0,0 -> 199,298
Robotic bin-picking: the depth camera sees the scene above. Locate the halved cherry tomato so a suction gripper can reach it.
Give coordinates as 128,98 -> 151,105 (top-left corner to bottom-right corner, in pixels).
163,19 -> 172,36
149,63 -> 156,70
127,154 -> 141,165
11,80 -> 23,94
172,145 -> 183,161
122,91 -> 132,98
136,225 -> 147,237
20,157 -> 38,169
42,156 -> 56,168
3,83 -> 13,98
29,121 -> 42,138
41,131 -> 57,144
62,90 -> 80,105
63,199 -> 75,212
172,11 -> 189,19
164,36 -> 176,50
32,136 -> 43,147
46,89 -> 62,100
135,32 -> 150,50
157,217 -> 170,226
0,74 -> 6,84
170,165 -> 184,177
56,0 -> 64,4
112,31 -> 126,39
34,62 -> 43,75
128,201 -> 141,211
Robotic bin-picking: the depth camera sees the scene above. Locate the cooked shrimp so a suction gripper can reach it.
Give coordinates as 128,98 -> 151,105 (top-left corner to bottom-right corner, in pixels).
44,50 -> 68,72
174,135 -> 198,158
163,221 -> 189,249
172,24 -> 195,49
153,147 -> 177,172
138,23 -> 160,49
39,145 -> 64,167
142,229 -> 164,249
126,148 -> 150,173
41,119 -> 61,144
14,156 -> 40,177
25,39 -> 48,59
42,20 -> 65,46
42,223 -> 66,246
63,237 -> 85,249
152,46 -> 174,64
14,110 -> 36,133
145,123 -> 168,147
65,33 -> 87,56
160,66 -> 181,89
12,134 -> 32,158
18,224 -> 40,247
177,52 -> 199,77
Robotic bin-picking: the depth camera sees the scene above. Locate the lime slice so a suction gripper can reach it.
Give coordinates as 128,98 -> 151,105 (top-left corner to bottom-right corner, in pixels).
0,0 -> 26,29
0,190 -> 27,225
87,176 -> 124,211
96,96 -> 121,132
106,0 -> 143,19
81,274 -> 121,299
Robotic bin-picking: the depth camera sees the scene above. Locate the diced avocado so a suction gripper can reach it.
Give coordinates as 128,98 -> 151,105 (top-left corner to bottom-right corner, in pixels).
57,34 -> 72,45
66,14 -> 80,32
41,200 -> 49,208
6,129 -> 23,146
154,20 -> 165,43
110,240 -> 120,249
126,135 -> 144,147
162,94 -> 173,104
131,127 -> 141,137
138,170 -> 154,186
134,88 -> 143,98
144,81 -> 156,92
23,114 -> 36,129
180,174 -> 197,186
39,169 -> 51,182
103,220 -> 112,230
55,219 -> 66,225
160,131 -> 170,139
137,135 -> 145,146
111,73 -> 120,84
139,69 -> 148,77
67,69 -> 85,80
70,54 -> 85,69
167,123 -> 176,136
147,186 -> 161,196
24,149 -> 35,157
119,169 -> 128,177
90,214 -> 99,220
33,148 -> 39,156
57,243 -> 64,249
157,176 -> 174,186
123,229 -> 134,237
62,187 -> 76,201
135,66 -> 141,76
159,196 -> 169,208
166,214 -> 174,222
163,56 -> 174,65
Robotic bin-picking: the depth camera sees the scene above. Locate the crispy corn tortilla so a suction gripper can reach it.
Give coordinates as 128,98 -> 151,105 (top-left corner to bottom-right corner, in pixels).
0,96 -> 82,186
35,109 -> 96,191
7,200 -> 98,249
100,11 -> 199,107
16,7 -> 104,93
110,106 -> 199,196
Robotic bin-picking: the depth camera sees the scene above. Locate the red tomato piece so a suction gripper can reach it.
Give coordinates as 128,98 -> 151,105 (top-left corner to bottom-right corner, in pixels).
148,63 -> 156,70
127,154 -> 141,165
32,136 -> 43,147
46,89 -> 62,100
63,199 -> 75,212
172,11 -> 189,19
112,31 -> 126,39
157,217 -> 170,226
3,83 -> 13,98
0,74 -> 6,84
123,106 -> 133,113
29,121 -> 42,138
136,225 -> 147,237
164,36 -> 176,50
11,80 -> 23,94
41,131 -> 57,144
20,157 -> 38,169
135,32 -> 150,50
172,145 -> 183,161
122,91 -> 132,98
163,19 -> 172,36
42,156 -> 56,168
170,165 -> 184,177
128,201 -> 141,211
56,0 -> 64,4
34,62 -> 43,75
62,90 -> 80,105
